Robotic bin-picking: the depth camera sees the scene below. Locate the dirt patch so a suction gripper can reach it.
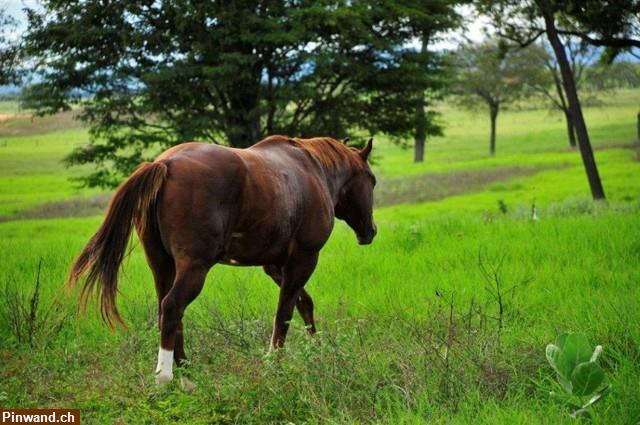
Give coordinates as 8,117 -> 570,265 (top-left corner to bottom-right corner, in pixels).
0,193 -> 111,223
375,166 -> 555,207
0,109 -> 85,137
593,141 -> 639,151
540,140 -> 638,154
1,166 -> 556,223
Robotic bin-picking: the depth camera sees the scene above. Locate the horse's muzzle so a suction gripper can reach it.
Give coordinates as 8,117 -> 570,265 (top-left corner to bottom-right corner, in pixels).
357,224 -> 377,245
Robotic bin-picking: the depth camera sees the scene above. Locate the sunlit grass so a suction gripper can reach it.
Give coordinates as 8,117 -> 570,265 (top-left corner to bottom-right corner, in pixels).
1,203 -> 638,423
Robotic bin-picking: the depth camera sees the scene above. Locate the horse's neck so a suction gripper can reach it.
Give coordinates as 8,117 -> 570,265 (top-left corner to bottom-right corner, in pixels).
296,138 -> 356,205
315,157 -> 354,206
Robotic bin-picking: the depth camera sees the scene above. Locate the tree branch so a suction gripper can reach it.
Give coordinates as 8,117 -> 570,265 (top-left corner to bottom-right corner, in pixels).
555,29 -> 640,49
500,29 -> 546,49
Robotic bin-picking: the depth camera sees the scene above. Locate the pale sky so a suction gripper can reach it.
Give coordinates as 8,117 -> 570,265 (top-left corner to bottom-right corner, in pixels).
431,5 -> 490,50
2,0 -> 37,38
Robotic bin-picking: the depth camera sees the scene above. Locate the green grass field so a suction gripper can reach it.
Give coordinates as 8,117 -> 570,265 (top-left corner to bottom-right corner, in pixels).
1,91 -> 639,424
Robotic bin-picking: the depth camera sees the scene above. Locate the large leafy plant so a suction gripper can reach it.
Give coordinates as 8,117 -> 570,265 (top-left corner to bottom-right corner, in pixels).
545,333 -> 610,418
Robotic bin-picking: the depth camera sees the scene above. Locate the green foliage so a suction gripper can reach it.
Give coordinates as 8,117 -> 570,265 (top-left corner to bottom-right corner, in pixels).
477,0 -> 640,53
556,0 -> 640,61
22,0 -> 461,188
545,333 -> 609,418
453,41 -> 530,110
546,333 -> 601,394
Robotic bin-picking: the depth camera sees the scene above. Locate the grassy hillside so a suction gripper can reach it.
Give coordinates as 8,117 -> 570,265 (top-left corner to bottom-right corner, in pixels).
0,107 -> 98,217
0,90 -> 639,424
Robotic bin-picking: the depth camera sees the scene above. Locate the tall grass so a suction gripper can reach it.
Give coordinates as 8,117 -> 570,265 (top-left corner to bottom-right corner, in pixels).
1,205 -> 639,423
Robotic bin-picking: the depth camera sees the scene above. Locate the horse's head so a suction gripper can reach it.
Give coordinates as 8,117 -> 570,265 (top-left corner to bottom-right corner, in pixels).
335,138 -> 377,245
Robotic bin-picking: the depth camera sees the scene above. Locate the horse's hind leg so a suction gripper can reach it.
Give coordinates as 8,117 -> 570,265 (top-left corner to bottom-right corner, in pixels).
263,264 -> 316,335
139,230 -> 188,363
140,229 -> 192,370
155,260 -> 208,386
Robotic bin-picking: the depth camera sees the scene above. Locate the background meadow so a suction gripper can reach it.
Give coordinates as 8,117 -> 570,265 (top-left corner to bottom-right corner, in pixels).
1,90 -> 639,424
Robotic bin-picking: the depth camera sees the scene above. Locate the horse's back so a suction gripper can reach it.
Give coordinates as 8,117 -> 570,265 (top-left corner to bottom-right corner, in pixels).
151,140 -> 333,266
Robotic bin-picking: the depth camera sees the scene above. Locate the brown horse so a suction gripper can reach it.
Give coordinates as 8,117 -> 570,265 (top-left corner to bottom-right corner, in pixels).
68,135 -> 377,386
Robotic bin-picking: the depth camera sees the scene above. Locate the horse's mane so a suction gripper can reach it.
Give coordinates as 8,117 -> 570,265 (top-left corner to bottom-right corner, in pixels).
298,137 -> 363,170
257,135 -> 363,173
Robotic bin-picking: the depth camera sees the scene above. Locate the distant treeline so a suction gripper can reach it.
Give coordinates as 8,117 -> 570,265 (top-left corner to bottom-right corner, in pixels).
584,61 -> 640,90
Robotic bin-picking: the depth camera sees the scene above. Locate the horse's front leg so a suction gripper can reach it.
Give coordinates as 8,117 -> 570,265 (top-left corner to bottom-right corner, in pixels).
270,252 -> 319,350
263,264 -> 317,335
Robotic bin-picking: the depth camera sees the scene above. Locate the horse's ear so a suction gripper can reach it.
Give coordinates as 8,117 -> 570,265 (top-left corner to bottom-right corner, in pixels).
359,138 -> 373,161
342,137 -> 350,145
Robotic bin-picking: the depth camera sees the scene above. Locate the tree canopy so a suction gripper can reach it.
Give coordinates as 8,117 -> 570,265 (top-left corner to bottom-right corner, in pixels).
554,0 -> 640,61
453,41 -> 535,155
477,0 -> 640,53
23,0 -> 460,188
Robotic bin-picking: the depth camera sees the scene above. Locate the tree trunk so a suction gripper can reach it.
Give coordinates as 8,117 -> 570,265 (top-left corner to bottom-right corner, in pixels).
414,34 -> 429,163
489,104 -> 498,156
414,138 -> 425,162
564,109 -> 577,148
225,52 -> 263,148
227,95 -> 262,148
414,99 -> 426,161
540,2 -> 605,199
551,69 -> 576,148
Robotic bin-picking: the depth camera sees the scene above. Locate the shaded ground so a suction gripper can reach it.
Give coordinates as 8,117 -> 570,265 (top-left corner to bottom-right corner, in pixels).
374,166 -> 554,207
546,140 -> 639,153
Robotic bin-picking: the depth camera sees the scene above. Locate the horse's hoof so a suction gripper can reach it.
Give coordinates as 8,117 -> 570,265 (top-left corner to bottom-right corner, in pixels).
155,373 -> 173,388
180,377 -> 197,392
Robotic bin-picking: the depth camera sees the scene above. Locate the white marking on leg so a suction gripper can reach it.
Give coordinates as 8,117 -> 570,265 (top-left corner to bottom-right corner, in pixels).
155,347 -> 174,386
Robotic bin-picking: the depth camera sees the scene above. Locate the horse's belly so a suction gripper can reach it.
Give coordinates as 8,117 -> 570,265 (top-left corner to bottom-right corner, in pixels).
220,230 -> 290,266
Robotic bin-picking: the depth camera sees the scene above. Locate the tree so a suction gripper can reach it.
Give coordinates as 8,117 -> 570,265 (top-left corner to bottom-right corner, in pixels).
522,40 -> 599,148
551,0 -> 640,61
453,42 -> 530,156
23,0 -> 460,188
406,0 -> 462,163
475,0 -> 639,199
0,8 -> 21,87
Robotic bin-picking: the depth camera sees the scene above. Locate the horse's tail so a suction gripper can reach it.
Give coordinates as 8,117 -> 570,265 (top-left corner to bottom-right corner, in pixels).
68,161 -> 168,329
